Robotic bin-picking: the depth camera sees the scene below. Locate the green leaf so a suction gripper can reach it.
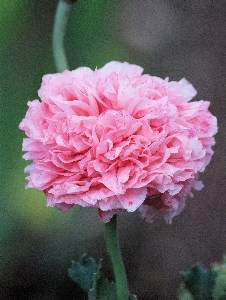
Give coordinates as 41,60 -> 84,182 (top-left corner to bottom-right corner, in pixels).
212,257 -> 226,300
178,287 -> 195,300
182,264 -> 214,300
68,254 -> 120,300
68,254 -> 102,293
89,273 -> 117,300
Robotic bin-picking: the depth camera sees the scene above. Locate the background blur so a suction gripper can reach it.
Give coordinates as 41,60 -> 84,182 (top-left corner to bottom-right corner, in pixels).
1,0 -> 226,299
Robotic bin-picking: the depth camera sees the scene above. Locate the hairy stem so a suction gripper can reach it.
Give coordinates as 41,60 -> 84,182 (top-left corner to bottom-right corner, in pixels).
104,215 -> 129,300
53,0 -> 74,72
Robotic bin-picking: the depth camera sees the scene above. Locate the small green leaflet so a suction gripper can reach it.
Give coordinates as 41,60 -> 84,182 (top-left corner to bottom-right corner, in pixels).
68,254 -> 138,300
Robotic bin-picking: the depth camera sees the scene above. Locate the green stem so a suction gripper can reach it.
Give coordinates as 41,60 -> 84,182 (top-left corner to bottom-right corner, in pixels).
104,215 -> 129,300
53,0 -> 74,72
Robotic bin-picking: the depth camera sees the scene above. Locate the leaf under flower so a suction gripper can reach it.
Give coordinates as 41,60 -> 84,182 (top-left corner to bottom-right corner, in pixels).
68,254 -> 137,300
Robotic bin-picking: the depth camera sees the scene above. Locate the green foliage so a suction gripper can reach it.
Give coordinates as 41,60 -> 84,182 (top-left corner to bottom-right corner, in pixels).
212,257 -> 226,300
68,254 -> 117,300
89,273 -> 117,300
68,254 -> 137,300
179,258 -> 226,300
68,254 -> 102,294
183,264 -> 214,300
178,288 -> 194,300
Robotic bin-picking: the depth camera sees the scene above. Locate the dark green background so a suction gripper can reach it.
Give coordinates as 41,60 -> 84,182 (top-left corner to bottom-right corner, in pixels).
1,1 -> 226,299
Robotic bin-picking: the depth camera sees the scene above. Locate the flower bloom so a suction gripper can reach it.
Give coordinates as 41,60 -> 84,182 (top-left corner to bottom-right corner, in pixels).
19,61 -> 217,223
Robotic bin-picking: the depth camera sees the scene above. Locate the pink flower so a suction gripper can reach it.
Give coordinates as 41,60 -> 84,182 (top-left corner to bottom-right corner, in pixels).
19,61 -> 217,223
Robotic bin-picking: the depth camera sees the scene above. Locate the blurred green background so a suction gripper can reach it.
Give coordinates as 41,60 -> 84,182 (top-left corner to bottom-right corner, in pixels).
1,0 -> 226,299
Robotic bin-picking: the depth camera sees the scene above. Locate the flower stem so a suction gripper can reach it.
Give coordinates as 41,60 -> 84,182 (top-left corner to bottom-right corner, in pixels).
104,215 -> 130,300
53,0 -> 74,72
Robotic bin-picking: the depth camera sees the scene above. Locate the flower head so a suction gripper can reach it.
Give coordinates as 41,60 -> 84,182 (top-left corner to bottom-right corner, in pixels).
19,61 -> 217,223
